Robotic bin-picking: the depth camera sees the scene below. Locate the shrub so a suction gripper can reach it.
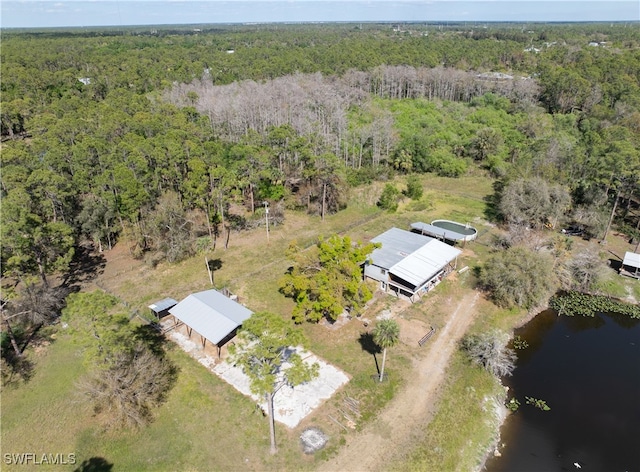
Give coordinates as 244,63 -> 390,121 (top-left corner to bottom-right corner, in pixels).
461,330 -> 516,377
404,174 -> 423,200
377,184 -> 400,212
479,246 -> 557,310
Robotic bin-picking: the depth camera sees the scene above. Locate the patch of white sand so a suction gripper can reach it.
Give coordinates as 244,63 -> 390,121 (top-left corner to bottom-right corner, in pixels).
162,321 -> 349,428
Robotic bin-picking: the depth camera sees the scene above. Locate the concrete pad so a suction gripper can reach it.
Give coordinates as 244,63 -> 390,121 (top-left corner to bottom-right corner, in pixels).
162,320 -> 349,428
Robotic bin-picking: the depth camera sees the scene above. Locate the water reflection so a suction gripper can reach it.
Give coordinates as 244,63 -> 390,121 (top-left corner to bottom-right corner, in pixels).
486,310 -> 640,472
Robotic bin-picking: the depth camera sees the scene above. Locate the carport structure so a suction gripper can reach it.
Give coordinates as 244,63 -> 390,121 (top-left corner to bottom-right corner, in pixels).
168,289 -> 253,355
621,251 -> 640,279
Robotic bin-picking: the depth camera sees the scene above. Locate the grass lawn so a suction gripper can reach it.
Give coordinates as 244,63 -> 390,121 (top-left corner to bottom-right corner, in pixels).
1,173 -> 498,471
6,171 -> 635,471
392,351 -> 504,472
1,321 -> 410,471
1,335 -> 92,470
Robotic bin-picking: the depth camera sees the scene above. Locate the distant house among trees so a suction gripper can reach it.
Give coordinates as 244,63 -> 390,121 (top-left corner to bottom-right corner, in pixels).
364,228 -> 461,301
167,289 -> 253,355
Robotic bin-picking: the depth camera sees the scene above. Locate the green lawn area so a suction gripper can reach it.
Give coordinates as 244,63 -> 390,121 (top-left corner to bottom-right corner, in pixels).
0,172 -> 560,471
1,319 -> 411,471
1,336 -> 92,470
1,173 -> 500,470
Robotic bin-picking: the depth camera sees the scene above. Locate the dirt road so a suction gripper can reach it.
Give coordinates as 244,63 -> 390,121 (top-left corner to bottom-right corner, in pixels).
319,292 -> 480,472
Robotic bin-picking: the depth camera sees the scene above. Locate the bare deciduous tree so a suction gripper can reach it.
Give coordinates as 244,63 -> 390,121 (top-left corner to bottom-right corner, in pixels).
80,343 -> 177,430
566,250 -> 606,292
461,330 -> 517,378
163,66 -> 539,173
500,177 -> 571,229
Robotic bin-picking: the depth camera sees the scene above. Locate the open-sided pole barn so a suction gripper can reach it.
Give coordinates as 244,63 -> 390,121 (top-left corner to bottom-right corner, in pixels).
168,290 -> 253,356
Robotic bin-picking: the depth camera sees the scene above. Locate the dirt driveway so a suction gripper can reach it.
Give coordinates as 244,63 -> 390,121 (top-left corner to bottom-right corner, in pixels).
319,291 -> 480,472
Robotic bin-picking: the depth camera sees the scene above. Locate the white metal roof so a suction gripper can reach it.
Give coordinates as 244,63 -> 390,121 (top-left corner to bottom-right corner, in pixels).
370,228 -> 433,270
148,297 -> 178,313
623,251 -> 640,269
169,290 -> 253,345
389,239 -> 461,287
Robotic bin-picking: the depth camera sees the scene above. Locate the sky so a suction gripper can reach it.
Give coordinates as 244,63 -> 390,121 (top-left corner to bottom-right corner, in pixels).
2,0 -> 639,28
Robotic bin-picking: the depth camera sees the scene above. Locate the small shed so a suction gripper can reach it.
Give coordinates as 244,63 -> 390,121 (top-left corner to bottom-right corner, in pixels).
148,297 -> 178,319
621,252 -> 640,279
168,289 -> 253,354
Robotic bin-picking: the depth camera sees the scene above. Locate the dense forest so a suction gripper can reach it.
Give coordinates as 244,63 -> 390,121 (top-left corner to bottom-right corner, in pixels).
1,23 -> 640,470
2,22 -> 640,296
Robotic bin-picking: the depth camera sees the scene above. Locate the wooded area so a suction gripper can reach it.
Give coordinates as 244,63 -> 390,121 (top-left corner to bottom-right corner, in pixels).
2,22 -> 640,471
1,21 -> 639,374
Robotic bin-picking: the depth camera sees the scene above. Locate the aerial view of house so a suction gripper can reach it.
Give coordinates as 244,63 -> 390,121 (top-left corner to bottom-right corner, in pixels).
365,227 -> 461,301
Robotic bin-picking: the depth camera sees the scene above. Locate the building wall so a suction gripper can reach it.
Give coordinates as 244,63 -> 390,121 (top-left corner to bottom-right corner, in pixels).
364,264 -> 388,287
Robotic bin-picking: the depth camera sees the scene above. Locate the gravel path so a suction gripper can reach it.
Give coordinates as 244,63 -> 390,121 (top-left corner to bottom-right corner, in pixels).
319,291 -> 480,472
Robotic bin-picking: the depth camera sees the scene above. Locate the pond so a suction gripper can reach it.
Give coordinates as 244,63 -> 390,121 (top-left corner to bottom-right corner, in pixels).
485,309 -> 640,472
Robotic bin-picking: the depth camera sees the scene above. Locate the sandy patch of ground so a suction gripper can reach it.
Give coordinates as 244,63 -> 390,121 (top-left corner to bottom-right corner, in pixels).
161,320 -> 349,428
318,291 -> 480,472
624,285 -> 638,304
396,316 -> 432,346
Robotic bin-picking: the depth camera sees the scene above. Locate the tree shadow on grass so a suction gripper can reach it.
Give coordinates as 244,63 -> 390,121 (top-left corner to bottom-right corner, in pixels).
483,179 -> 504,223
358,331 -> 382,376
132,323 -> 174,356
207,258 -> 223,272
206,258 -> 223,285
62,242 -> 106,290
0,349 -> 34,386
73,457 -> 113,472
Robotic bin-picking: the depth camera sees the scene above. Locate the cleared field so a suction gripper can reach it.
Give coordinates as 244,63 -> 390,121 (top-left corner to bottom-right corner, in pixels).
4,172 -> 634,471
4,173 -> 496,471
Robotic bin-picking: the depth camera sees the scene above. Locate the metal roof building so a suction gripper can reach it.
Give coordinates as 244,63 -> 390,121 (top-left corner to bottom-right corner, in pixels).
411,222 -> 468,242
168,289 -> 253,350
148,297 -> 178,318
365,228 -> 461,301
621,251 -> 640,279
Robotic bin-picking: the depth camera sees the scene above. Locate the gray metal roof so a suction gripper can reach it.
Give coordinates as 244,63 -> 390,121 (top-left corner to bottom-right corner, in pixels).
390,239 -> 461,287
169,290 -> 253,345
148,297 -> 178,313
623,251 -> 640,269
370,228 -> 432,270
410,222 -> 467,241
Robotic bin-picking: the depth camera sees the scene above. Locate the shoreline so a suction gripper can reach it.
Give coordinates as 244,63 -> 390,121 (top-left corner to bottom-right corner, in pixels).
476,293 -> 639,471
475,303 -> 548,472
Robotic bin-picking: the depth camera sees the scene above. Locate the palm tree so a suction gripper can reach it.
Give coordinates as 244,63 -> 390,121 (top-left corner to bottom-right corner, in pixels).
372,319 -> 400,382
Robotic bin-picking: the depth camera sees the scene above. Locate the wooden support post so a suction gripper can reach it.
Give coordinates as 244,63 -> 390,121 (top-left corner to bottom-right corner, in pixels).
205,256 -> 213,285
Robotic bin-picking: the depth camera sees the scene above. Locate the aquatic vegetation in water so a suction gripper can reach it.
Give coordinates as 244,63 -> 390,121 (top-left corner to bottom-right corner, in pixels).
525,397 -> 550,411
550,292 -> 640,318
511,336 -> 529,350
506,397 -> 520,412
